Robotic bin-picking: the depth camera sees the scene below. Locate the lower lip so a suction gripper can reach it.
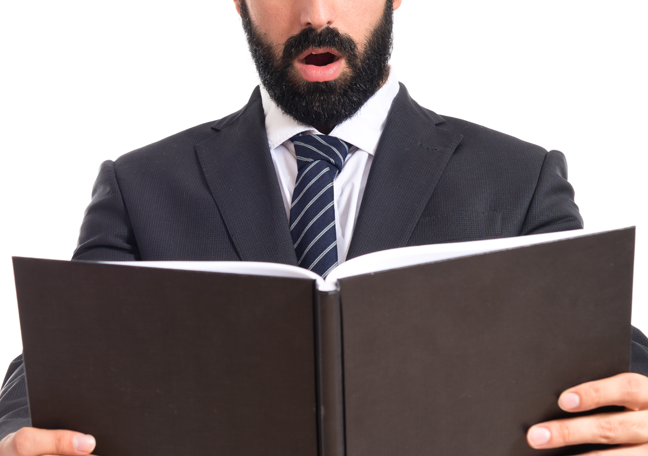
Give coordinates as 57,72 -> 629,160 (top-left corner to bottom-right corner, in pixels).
295,58 -> 344,82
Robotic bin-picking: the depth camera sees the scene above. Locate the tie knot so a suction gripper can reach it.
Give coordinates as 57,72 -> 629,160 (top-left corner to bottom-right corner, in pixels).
291,134 -> 350,172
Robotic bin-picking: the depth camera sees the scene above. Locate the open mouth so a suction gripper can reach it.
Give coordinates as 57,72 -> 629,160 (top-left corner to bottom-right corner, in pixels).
302,52 -> 339,67
295,48 -> 344,82
298,48 -> 341,67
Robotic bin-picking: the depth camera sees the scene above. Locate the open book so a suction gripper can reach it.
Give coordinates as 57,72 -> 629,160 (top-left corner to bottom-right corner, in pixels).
13,227 -> 635,456
107,227 -> 631,290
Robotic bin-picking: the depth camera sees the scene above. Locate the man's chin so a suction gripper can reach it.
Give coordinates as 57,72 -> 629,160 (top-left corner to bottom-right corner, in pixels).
294,58 -> 345,83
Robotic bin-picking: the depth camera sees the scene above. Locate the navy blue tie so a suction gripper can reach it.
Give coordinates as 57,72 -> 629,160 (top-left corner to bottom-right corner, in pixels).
289,134 -> 349,278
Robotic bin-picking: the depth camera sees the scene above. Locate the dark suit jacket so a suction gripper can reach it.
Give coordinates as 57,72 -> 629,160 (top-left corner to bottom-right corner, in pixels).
2,84 -> 647,438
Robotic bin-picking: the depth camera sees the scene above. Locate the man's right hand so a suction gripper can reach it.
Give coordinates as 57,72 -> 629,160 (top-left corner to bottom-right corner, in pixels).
0,428 -> 96,456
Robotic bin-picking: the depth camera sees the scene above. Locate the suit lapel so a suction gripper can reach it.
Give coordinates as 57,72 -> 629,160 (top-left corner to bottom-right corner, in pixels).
195,88 -> 298,265
347,84 -> 463,259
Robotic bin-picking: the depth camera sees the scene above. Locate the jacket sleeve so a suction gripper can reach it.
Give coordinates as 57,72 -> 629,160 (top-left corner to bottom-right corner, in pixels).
520,150 -> 584,235
73,160 -> 140,261
0,162 -> 141,439
631,326 -> 648,376
0,356 -> 30,439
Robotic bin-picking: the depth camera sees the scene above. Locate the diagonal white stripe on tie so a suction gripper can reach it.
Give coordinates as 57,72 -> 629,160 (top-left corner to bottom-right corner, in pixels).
298,220 -> 336,265
293,201 -> 335,249
307,240 -> 338,271
290,182 -> 334,231
290,168 -> 330,209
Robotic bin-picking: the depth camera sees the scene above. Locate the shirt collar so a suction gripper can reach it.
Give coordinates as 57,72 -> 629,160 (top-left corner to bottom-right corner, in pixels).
261,69 -> 400,155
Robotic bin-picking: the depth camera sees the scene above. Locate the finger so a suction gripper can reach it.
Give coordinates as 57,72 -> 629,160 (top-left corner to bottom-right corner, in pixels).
527,410 -> 648,449
0,428 -> 96,456
558,373 -> 648,412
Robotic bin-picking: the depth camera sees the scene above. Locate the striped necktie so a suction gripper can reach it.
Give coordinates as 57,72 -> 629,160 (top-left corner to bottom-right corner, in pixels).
289,133 -> 349,278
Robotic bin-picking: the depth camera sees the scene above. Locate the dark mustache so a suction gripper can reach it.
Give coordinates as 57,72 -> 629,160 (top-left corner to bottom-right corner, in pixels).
281,26 -> 359,64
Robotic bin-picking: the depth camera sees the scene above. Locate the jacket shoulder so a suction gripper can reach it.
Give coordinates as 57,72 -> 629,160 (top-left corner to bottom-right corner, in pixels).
394,84 -> 548,159
437,114 -> 549,161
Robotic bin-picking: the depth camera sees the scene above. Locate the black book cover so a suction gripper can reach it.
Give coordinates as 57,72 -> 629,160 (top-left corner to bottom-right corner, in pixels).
14,260 -> 319,456
13,227 -> 635,456
338,228 -> 634,456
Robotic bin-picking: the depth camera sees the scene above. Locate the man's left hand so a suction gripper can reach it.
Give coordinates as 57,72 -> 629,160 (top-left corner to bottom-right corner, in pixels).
527,373 -> 648,454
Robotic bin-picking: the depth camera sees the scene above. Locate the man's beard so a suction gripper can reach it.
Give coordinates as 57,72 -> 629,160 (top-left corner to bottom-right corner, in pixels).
239,0 -> 394,128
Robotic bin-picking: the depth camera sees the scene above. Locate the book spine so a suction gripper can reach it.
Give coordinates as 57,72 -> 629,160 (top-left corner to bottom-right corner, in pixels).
315,289 -> 346,456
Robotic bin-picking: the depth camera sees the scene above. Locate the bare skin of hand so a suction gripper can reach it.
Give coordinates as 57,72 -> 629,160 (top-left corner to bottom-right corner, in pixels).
527,373 -> 648,454
0,428 -> 95,456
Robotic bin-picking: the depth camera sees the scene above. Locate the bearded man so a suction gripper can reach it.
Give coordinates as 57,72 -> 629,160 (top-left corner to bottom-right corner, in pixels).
2,0 -> 648,455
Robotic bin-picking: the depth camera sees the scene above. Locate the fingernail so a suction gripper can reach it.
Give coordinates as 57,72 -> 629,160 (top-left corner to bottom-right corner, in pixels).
528,427 -> 551,446
559,392 -> 581,410
73,434 -> 96,453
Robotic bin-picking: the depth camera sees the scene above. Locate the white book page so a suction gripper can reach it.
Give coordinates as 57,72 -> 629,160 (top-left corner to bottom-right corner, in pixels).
325,228 -> 627,285
101,227 -> 630,293
102,260 -> 328,289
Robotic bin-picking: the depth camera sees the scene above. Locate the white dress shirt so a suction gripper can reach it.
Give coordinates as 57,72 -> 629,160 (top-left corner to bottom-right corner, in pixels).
261,70 -> 400,263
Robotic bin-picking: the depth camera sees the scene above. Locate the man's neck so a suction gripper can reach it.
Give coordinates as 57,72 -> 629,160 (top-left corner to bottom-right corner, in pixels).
314,124 -> 335,135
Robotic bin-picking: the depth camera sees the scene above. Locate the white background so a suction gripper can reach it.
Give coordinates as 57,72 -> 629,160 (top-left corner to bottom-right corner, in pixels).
0,1 -> 646,374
